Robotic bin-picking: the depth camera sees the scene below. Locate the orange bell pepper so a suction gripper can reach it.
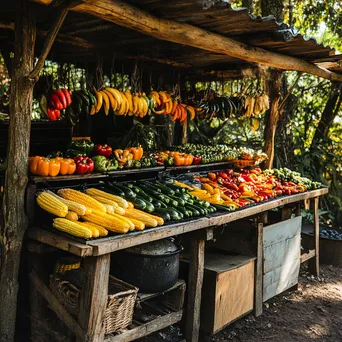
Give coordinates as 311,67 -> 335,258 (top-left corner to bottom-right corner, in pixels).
174,153 -> 185,166
184,154 -> 193,166
59,158 -> 76,175
129,146 -> 143,160
29,156 -> 43,174
37,158 -> 60,177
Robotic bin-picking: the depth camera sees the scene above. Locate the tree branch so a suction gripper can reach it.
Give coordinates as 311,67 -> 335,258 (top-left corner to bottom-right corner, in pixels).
278,72 -> 303,112
28,4 -> 69,80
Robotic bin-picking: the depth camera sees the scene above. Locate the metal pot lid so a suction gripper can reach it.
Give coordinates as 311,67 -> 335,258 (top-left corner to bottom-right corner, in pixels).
125,239 -> 178,256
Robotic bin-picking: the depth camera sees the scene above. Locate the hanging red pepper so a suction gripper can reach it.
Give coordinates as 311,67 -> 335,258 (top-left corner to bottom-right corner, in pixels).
62,88 -> 72,106
74,156 -> 94,174
50,93 -> 64,110
192,156 -> 202,165
93,144 -> 113,158
47,108 -> 57,121
54,89 -> 67,109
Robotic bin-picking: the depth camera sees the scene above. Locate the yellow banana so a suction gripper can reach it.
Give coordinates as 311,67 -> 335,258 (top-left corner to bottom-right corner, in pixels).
138,97 -> 145,116
159,91 -> 171,103
105,88 -> 122,107
101,91 -> 110,115
125,90 -> 134,113
151,91 -> 161,106
94,90 -> 103,113
90,105 -> 96,115
132,95 -> 140,115
102,89 -> 117,112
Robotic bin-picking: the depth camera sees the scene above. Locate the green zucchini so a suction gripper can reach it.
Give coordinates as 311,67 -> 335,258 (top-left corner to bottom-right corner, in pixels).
185,204 -> 201,216
106,184 -> 125,197
125,195 -> 146,210
153,209 -> 171,221
193,199 -> 210,208
113,184 -> 136,197
212,204 -> 235,211
176,206 -> 191,218
169,195 -> 185,206
157,207 -> 181,221
153,181 -> 175,196
144,201 -> 155,213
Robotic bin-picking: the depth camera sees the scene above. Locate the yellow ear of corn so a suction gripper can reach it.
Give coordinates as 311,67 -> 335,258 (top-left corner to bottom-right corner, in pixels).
128,218 -> 145,231
79,222 -> 108,237
108,213 -> 135,231
37,192 -> 68,217
124,209 -> 158,228
136,210 -> 164,226
85,188 -> 128,208
65,211 -> 79,221
127,202 -> 134,209
46,190 -> 87,216
114,206 -> 125,215
82,210 -> 129,233
53,218 -> 92,239
78,221 -> 99,238
58,189 -> 106,212
93,196 -> 119,208
104,204 -> 115,214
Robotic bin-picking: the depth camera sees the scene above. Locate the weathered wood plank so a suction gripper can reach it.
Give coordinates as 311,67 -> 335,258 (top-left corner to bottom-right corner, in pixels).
308,197 -> 320,276
77,254 -> 110,342
104,310 -> 183,342
28,228 -> 93,257
186,238 -> 205,342
29,270 -> 85,340
300,249 -> 316,264
254,223 -> 263,317
88,218 -> 209,256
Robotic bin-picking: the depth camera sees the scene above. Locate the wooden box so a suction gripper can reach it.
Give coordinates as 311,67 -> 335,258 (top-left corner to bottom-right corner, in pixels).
182,253 -> 255,334
263,216 -> 302,302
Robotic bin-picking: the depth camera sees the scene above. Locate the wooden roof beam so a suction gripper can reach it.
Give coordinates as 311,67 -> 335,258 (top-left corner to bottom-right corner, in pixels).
67,0 -> 342,82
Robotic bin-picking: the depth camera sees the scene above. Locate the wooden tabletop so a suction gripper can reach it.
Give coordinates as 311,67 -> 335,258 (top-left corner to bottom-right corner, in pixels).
28,188 -> 328,257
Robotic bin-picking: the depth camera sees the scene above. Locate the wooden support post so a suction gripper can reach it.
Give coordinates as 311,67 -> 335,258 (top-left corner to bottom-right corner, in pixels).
295,202 -> 301,217
308,197 -> 319,276
281,206 -> 293,221
77,254 -> 110,342
254,222 -> 263,317
185,238 -> 205,342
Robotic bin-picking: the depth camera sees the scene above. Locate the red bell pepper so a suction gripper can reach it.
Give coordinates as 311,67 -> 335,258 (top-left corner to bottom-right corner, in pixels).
74,156 -> 94,174
192,156 -> 202,165
47,108 -> 57,121
219,171 -> 229,179
61,88 -> 72,106
54,89 -> 67,109
50,93 -> 64,110
93,144 -> 113,158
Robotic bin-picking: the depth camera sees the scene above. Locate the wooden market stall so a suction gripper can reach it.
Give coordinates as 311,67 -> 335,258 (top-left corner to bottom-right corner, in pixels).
0,1 -> 341,342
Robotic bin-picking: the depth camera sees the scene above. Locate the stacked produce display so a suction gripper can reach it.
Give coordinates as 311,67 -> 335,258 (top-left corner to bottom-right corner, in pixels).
36,167 -> 323,239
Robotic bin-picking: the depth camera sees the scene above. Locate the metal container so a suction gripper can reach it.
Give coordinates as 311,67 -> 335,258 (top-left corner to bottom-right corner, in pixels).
111,239 -> 181,293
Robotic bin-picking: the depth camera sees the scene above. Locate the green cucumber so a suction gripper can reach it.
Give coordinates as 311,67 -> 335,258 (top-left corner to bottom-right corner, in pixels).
125,195 -> 146,210
138,185 -> 161,197
159,207 -> 181,220
141,182 -> 162,193
212,204 -> 235,212
153,209 -> 171,221
193,199 -> 210,208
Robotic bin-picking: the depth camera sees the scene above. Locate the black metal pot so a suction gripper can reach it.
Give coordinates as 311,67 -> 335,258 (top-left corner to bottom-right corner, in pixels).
110,239 -> 181,293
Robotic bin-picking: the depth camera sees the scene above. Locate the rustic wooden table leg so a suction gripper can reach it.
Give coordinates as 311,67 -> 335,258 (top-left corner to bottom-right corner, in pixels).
254,222 -> 263,317
308,197 -> 319,276
77,254 -> 110,342
185,238 -> 205,342
295,202 -> 301,217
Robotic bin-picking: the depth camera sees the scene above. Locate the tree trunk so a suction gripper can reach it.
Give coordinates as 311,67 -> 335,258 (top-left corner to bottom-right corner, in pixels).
260,0 -> 284,20
312,82 -> 341,144
0,1 -> 36,341
263,69 -> 282,169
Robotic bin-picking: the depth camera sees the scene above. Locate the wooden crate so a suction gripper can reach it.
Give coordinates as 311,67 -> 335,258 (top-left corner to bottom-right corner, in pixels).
181,253 -> 255,334
263,216 -> 302,302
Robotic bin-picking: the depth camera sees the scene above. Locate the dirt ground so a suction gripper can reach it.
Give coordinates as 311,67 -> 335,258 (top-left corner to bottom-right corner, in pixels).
138,264 -> 342,342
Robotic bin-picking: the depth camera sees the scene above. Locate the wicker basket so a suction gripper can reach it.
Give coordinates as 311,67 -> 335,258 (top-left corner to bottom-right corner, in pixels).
50,274 -> 138,333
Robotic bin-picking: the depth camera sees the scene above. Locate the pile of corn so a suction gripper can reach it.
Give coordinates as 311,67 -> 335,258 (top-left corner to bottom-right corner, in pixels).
36,188 -> 164,239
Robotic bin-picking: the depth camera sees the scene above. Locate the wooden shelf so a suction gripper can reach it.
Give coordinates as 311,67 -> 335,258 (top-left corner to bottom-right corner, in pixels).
28,188 -> 329,257
104,310 -> 183,342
